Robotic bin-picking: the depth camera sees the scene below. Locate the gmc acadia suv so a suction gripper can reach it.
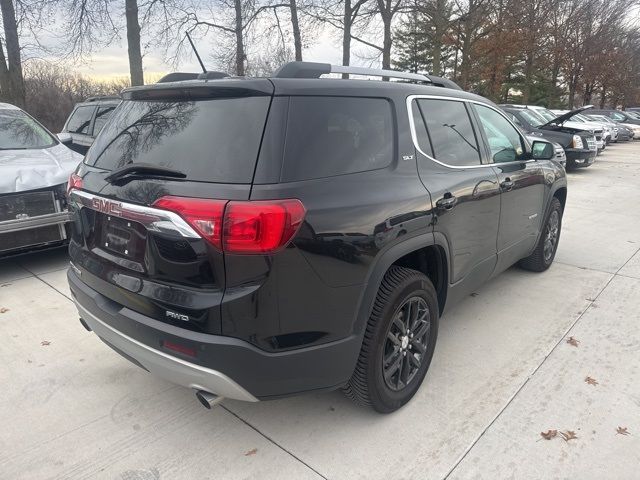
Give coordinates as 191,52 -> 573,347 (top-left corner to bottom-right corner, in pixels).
67,62 -> 567,413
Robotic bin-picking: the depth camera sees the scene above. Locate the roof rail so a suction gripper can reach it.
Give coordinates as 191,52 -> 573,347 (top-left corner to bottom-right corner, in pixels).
85,95 -> 121,102
273,61 -> 461,90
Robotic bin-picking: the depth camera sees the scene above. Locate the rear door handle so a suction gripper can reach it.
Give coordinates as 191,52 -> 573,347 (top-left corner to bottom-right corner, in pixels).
436,194 -> 457,210
500,179 -> 514,191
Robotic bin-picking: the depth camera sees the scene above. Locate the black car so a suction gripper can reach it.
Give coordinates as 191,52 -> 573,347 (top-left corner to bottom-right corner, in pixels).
61,96 -> 121,155
501,105 -> 597,169
66,62 -> 567,413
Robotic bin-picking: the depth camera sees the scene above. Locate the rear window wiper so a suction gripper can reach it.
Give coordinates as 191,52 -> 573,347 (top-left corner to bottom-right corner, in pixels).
105,163 -> 187,183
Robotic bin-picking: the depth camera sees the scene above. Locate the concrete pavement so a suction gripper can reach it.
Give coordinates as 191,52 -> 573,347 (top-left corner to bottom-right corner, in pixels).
0,141 -> 638,479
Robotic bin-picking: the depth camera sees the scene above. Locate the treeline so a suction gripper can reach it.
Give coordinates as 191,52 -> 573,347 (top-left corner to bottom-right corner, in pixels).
21,62 -> 129,132
394,0 -> 640,107
2,0 -> 639,119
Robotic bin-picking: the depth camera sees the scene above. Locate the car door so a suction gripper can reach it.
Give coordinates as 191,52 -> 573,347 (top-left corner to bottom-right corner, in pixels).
64,105 -> 96,154
471,103 -> 546,274
410,97 -> 501,300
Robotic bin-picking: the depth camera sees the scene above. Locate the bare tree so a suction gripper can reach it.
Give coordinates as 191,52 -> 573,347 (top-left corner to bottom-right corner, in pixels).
126,0 -> 144,85
0,0 -> 25,106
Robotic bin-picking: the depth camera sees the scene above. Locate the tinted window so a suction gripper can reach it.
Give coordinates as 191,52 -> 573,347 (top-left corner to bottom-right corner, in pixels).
475,104 -> 526,163
417,99 -> 480,166
85,97 -> 271,183
92,105 -> 117,135
611,112 -> 626,121
282,97 -> 393,181
0,109 -> 57,150
66,106 -> 95,134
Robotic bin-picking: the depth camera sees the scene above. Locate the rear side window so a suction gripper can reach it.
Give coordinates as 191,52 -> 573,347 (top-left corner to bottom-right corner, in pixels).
92,105 -> 117,135
85,97 -> 271,183
417,99 -> 481,166
281,97 -> 393,181
66,106 -> 95,134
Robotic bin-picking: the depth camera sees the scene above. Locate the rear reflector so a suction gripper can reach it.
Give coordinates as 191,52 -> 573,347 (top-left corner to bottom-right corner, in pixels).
152,196 -> 306,254
162,340 -> 197,357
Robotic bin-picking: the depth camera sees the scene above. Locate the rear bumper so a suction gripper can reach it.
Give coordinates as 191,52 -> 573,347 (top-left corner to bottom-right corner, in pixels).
76,300 -> 258,402
68,268 -> 360,400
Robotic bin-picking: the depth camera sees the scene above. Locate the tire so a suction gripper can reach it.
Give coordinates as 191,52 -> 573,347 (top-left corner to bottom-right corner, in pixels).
343,266 -> 439,413
519,197 -> 563,272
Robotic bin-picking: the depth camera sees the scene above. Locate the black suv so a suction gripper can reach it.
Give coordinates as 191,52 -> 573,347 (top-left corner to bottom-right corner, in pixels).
61,96 -> 121,155
66,62 -> 567,413
500,105 -> 597,169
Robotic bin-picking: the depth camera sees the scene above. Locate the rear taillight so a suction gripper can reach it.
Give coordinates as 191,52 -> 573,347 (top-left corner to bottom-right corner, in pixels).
153,196 -> 226,250
152,197 -> 306,254
223,199 -> 306,253
67,173 -> 83,195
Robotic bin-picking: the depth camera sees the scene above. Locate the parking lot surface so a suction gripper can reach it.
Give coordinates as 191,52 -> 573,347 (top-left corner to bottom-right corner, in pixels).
1,142 -> 639,480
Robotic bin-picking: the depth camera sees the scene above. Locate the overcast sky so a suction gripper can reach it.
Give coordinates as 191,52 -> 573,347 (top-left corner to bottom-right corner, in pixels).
71,28 -> 371,80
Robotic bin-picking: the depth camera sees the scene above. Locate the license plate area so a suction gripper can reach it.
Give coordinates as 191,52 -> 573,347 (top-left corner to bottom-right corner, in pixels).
96,212 -> 147,259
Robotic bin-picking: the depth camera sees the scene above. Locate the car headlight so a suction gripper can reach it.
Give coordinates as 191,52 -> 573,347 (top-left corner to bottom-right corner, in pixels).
572,135 -> 584,149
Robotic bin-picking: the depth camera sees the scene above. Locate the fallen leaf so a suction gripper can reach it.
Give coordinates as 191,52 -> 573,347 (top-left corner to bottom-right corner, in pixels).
586,297 -> 596,302
566,337 -> 580,347
541,429 -> 558,440
585,376 -> 598,386
0,307 -> 9,313
560,430 -> 578,442
470,292 -> 479,297
244,448 -> 258,456
616,427 -> 630,436
41,340 -> 51,346
0,283 -> 10,287
329,406 -> 335,411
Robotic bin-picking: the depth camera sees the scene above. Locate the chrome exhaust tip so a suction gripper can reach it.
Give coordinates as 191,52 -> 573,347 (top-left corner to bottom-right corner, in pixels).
195,390 -> 224,409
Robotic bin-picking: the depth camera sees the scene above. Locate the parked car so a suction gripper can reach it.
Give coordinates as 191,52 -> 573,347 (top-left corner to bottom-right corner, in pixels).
0,103 -> 82,257
589,109 -> 640,126
547,107 -> 605,152
585,114 -> 632,141
60,96 -> 121,155
500,105 -> 597,169
570,113 -> 616,143
67,62 -> 567,413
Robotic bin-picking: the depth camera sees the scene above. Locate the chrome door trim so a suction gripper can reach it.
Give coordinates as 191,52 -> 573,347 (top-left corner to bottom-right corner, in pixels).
406,94 -> 534,170
69,189 -> 201,238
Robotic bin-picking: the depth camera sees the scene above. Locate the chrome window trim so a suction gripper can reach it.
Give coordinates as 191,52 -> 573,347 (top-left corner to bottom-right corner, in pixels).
69,189 -> 201,239
406,94 -> 534,170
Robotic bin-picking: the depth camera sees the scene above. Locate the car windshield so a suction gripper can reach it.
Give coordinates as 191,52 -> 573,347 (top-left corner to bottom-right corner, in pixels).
0,109 -> 57,150
626,111 -> 640,119
534,109 -> 557,122
519,109 -> 547,127
588,115 -> 612,124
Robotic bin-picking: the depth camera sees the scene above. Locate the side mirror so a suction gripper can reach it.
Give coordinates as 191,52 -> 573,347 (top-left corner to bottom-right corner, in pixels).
531,140 -> 554,160
57,132 -> 73,145
493,148 -> 517,163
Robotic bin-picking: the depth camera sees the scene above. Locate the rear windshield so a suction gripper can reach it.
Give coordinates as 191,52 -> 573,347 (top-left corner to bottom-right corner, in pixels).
85,97 -> 271,183
0,109 -> 57,150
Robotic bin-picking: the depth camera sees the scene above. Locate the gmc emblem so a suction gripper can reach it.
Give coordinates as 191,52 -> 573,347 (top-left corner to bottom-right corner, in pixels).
92,198 -> 122,216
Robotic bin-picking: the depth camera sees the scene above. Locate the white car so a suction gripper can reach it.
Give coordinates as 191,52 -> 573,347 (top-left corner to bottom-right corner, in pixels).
0,102 -> 83,256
